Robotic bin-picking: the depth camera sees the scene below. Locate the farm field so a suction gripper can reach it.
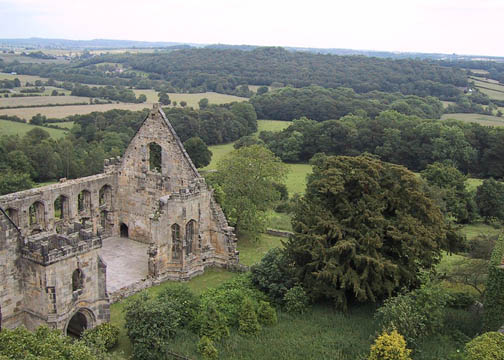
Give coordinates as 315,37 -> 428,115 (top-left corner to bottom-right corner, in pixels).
470,78 -> 504,92
0,72 -> 52,85
0,95 -> 88,108
133,89 -> 247,108
256,119 -> 290,133
56,121 -> 74,129
0,119 -> 67,139
0,103 -> 151,120
441,100 -> 455,108
441,113 -> 504,127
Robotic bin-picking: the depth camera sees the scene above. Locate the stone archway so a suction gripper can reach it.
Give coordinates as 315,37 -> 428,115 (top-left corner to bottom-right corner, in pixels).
120,223 -> 129,238
66,308 -> 94,338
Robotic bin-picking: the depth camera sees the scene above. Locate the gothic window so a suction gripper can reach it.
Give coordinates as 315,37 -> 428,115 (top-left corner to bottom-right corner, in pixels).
185,220 -> 196,256
99,184 -> 113,208
171,224 -> 181,260
28,201 -> 45,227
72,269 -> 84,292
77,190 -> 91,213
149,142 -> 162,173
54,195 -> 69,220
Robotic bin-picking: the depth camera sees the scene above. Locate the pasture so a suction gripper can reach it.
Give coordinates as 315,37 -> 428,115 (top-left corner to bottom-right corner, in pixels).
441,113 -> 504,127
0,103 -> 151,120
470,78 -> 504,101
0,119 -> 67,139
0,95 -> 88,108
133,90 -> 247,108
0,72 -> 51,86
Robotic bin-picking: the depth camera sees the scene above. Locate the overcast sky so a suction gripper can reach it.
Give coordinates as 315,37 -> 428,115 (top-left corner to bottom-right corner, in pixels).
1,0 -> 503,56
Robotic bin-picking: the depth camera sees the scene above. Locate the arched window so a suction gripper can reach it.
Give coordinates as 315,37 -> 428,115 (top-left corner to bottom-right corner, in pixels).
29,201 -> 45,227
54,195 -> 69,220
99,185 -> 113,208
185,220 -> 196,256
72,269 -> 84,292
149,142 -> 162,173
77,190 -> 91,214
6,208 -> 19,226
171,224 -> 181,260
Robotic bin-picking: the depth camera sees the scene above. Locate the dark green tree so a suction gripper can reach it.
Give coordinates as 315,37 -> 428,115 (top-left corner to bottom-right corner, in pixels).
198,97 -> 209,109
183,137 -> 212,168
475,178 -> 504,222
158,91 -> 171,105
285,155 -> 447,309
180,100 -> 187,108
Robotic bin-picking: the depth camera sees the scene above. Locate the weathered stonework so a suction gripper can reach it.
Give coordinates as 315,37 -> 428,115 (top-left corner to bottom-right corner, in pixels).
0,104 -> 238,334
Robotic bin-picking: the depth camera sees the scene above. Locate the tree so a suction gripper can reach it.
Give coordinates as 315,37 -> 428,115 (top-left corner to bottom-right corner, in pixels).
214,145 -> 288,237
475,178 -> 504,222
198,97 -> 209,109
285,155 -> 447,309
158,91 -> 171,105
51,89 -> 59,96
183,137 -> 212,168
238,297 -> 262,335
180,100 -> 187,108
137,93 -> 147,103
256,86 -> 269,95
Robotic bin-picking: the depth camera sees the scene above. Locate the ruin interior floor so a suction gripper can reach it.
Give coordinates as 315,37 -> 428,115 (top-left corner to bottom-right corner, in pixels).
99,236 -> 149,293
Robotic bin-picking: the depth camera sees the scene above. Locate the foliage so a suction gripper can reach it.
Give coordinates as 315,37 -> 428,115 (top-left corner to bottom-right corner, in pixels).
197,336 -> 218,360
283,285 -> 309,314
233,135 -> 264,149
238,297 -> 262,335
157,284 -> 200,327
446,291 -> 478,309
257,301 -> 278,326
483,234 -> 504,331
368,330 -> 412,360
375,283 -> 450,347
251,85 -> 444,121
82,322 -> 120,352
0,169 -> 34,195
0,326 -> 97,360
475,178 -> 504,222
183,136 -> 212,168
250,247 -> 297,305
195,302 -> 230,342
214,145 -> 288,237
199,274 -> 267,327
124,293 -> 181,360
285,155 -> 447,309
465,332 -> 504,360
421,162 -> 476,223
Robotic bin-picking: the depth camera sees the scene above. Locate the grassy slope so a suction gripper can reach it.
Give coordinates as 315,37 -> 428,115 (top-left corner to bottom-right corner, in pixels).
0,119 -> 67,139
441,113 -> 504,127
0,95 -> 88,108
132,89 -> 247,108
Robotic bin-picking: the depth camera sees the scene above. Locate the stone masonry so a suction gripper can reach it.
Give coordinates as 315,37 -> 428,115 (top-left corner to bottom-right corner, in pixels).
0,104 -> 238,334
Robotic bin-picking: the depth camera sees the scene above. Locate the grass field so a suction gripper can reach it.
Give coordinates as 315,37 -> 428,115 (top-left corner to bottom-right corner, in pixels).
56,121 -> 75,129
0,103 -> 151,120
256,119 -> 290,133
0,72 -> 51,86
133,89 -> 247,108
0,95 -> 88,108
459,223 -> 501,240
471,78 -> 504,92
441,113 -> 504,127
0,119 -> 67,139
441,101 -> 455,108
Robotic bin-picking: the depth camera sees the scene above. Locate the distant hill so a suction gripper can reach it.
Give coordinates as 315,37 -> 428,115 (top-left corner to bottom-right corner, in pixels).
1,37 -> 504,62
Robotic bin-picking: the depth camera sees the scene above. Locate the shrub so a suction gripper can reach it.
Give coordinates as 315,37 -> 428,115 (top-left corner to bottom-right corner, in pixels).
446,291 -> 477,309
157,284 -> 200,327
125,294 -> 181,360
196,302 -> 230,342
199,274 -> 266,327
465,332 -> 504,360
257,300 -> 278,326
375,283 -> 449,347
197,336 -> 218,360
238,298 -> 262,336
368,330 -> 412,360
483,235 -> 504,331
283,285 -> 309,314
251,248 -> 297,305
82,322 -> 120,351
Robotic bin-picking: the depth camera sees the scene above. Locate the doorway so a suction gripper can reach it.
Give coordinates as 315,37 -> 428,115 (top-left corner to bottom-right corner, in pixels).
120,223 -> 129,238
66,311 -> 87,338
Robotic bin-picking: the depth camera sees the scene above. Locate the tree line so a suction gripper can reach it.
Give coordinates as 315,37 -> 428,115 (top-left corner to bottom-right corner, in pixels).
259,110 -> 504,178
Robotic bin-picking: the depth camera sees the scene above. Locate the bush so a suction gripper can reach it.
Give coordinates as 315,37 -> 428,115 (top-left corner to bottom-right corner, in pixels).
82,322 -> 119,351
199,274 -> 266,327
157,284 -> 200,327
197,336 -> 218,360
257,301 -> 278,326
238,298 -> 262,335
196,302 -> 230,342
446,291 -> 477,309
125,294 -> 181,360
375,283 -> 449,347
483,235 -> 504,331
251,248 -> 297,305
465,332 -> 504,360
368,330 -> 412,360
283,285 -> 309,314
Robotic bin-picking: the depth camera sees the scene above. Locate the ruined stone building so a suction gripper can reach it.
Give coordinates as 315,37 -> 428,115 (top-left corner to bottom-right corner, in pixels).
0,104 -> 238,336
